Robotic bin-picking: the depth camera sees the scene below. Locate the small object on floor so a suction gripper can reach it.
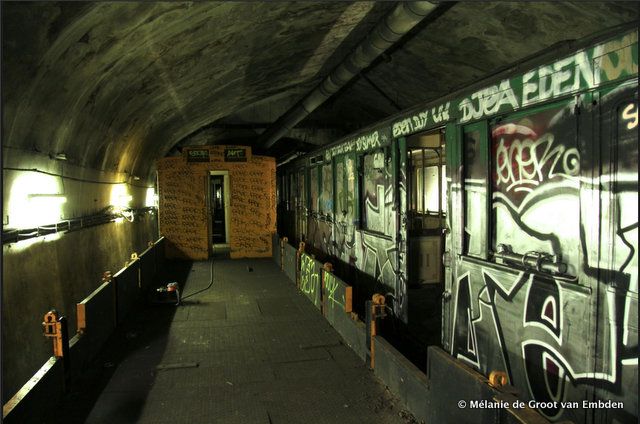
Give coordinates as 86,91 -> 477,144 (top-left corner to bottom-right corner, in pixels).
166,282 -> 181,305
155,362 -> 199,371
151,282 -> 181,305
247,266 -> 253,272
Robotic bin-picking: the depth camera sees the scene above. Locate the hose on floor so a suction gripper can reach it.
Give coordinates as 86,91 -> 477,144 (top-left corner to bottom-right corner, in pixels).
180,246 -> 215,302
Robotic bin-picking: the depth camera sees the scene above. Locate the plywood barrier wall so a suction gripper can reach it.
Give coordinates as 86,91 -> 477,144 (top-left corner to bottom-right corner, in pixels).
157,146 -> 276,260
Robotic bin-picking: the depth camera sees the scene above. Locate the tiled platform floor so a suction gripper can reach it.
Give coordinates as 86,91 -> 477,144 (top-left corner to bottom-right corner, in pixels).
58,258 -> 418,424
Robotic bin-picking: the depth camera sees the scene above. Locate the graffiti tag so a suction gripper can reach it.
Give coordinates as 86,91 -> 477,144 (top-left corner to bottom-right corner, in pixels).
460,80 -> 519,124
326,129 -> 389,160
300,254 -> 322,308
522,52 -> 595,107
494,132 -> 580,193
324,273 -> 345,310
392,103 -> 451,137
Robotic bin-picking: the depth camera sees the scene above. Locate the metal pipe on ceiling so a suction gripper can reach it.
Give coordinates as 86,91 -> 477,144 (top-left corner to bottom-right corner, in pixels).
260,1 -> 439,150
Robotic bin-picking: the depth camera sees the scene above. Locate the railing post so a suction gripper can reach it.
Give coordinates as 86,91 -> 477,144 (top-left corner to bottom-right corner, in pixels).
281,237 -> 287,271
296,242 -> 305,289
368,293 -> 387,369
42,310 -> 70,390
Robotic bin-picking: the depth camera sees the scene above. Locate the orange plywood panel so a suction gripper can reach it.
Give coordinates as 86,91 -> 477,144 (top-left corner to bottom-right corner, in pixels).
158,164 -> 208,260
228,158 -> 275,258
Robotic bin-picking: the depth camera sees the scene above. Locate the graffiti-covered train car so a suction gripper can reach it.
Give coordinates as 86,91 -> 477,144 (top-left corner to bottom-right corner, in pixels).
276,25 -> 638,422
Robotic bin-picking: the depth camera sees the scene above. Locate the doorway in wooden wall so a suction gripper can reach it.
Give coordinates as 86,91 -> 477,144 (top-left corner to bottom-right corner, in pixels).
209,171 -> 230,250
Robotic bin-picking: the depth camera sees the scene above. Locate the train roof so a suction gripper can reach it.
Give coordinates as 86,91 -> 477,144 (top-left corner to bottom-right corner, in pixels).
282,21 -> 638,169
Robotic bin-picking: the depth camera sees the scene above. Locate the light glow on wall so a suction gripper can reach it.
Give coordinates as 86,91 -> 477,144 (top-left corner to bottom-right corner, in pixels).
110,184 -> 132,211
7,173 -> 66,229
145,187 -> 158,207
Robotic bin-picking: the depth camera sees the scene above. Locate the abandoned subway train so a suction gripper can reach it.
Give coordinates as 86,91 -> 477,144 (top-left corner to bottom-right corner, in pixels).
276,25 -> 638,423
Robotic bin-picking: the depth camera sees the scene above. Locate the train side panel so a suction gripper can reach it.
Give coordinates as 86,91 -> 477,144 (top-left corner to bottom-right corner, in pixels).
444,65 -> 637,424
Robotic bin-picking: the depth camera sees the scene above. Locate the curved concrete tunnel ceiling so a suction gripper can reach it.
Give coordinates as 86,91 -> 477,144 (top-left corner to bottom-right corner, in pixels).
2,1 -> 638,184
2,1 -> 394,182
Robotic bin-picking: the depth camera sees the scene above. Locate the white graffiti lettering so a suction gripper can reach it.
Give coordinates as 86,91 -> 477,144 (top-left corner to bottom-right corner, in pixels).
329,142 -> 353,158
412,112 -> 429,131
460,80 -> 519,123
495,133 -> 580,193
355,131 -> 380,151
392,118 -> 412,138
622,103 -> 638,130
329,130 -> 383,159
431,102 -> 450,123
522,52 -> 595,107
392,103 -> 450,137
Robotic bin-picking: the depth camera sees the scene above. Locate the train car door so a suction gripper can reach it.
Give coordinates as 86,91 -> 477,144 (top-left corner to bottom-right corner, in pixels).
441,122 -> 459,350
295,167 -> 307,244
404,128 -> 447,344
406,129 -> 447,286
209,171 -> 229,248
593,82 -> 638,423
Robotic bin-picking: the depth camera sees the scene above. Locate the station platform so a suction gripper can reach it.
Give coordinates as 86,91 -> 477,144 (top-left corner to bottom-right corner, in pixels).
54,258 -> 417,424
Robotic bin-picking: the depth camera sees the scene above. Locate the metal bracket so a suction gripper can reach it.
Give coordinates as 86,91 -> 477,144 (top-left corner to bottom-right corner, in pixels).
42,310 -> 66,358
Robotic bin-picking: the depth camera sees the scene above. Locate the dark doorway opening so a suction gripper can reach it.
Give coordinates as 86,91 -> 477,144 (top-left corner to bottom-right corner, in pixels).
210,175 -> 226,245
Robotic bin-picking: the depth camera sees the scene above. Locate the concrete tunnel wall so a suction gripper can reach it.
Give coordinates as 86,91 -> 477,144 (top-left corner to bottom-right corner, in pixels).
1,171 -> 158,404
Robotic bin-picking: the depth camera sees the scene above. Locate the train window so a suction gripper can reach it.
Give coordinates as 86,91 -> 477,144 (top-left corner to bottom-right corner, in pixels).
463,122 -> 489,259
297,168 -> 306,210
362,149 -> 391,234
289,173 -> 295,211
320,163 -> 333,218
335,154 -> 357,226
346,155 -> 356,221
310,166 -> 319,212
336,159 -> 345,219
407,135 -> 447,235
490,102 -> 580,275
